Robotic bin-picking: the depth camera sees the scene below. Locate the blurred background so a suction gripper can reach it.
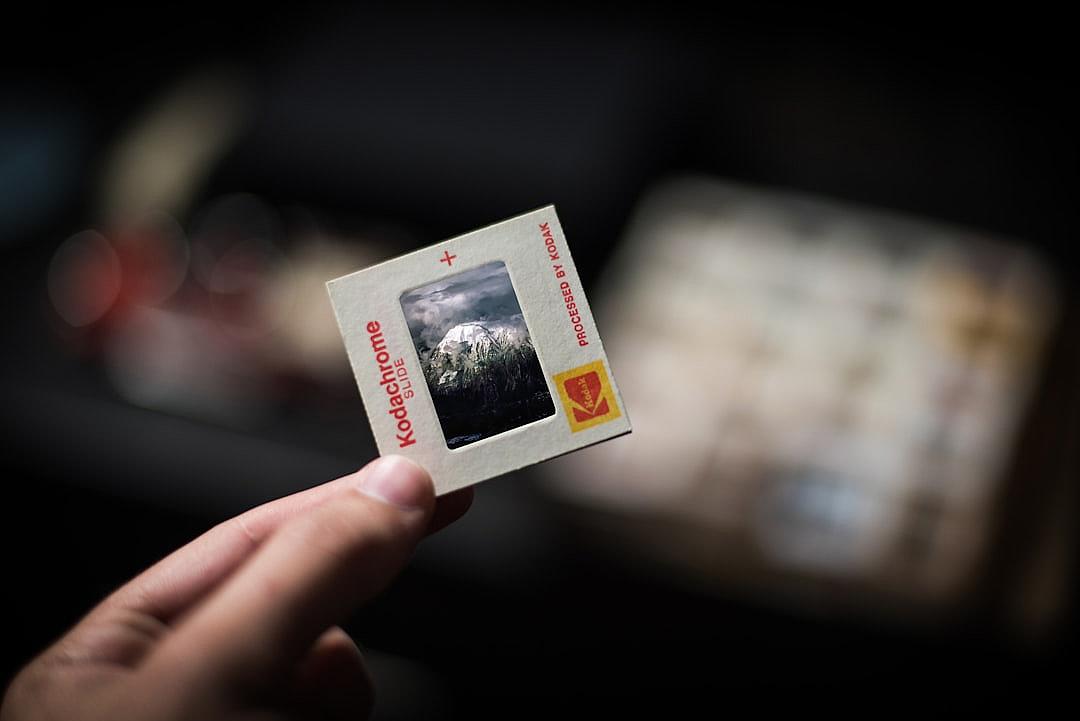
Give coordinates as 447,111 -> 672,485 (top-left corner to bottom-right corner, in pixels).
1,3 -> 1076,716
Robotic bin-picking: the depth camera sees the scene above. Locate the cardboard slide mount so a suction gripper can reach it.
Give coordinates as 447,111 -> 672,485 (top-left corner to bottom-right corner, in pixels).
327,206 -> 631,495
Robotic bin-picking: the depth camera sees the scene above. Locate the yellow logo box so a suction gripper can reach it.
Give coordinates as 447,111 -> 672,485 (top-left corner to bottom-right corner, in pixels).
553,360 -> 621,432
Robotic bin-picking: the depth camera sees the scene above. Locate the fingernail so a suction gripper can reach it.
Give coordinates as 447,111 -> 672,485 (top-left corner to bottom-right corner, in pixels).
357,456 -> 431,510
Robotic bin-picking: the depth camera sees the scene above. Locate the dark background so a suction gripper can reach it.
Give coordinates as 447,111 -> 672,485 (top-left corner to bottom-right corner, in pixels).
2,4 -> 1075,716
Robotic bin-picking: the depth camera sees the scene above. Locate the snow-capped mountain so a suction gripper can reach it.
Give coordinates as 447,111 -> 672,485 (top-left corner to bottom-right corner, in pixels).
428,322 -> 529,388
435,322 -> 501,357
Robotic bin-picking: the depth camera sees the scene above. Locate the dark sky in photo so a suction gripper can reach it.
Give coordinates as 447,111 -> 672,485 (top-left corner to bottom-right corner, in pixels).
400,261 -> 529,349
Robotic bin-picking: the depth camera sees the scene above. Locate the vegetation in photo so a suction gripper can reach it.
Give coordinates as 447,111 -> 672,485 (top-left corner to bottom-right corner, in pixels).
400,262 -> 554,448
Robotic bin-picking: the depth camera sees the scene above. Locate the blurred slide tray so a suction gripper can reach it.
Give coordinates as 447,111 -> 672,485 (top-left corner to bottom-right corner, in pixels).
328,207 -> 631,495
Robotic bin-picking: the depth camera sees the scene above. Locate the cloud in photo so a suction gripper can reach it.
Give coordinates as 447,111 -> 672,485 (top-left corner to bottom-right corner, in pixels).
401,261 -> 529,349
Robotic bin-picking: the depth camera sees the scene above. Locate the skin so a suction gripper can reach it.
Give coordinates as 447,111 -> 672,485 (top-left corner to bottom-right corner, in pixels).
0,456 -> 473,721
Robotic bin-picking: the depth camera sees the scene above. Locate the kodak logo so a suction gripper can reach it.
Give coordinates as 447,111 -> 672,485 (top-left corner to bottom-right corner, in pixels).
554,361 -> 621,432
565,372 -> 610,422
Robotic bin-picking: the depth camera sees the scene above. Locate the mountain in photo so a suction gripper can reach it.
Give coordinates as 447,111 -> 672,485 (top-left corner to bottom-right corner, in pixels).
421,321 -> 553,447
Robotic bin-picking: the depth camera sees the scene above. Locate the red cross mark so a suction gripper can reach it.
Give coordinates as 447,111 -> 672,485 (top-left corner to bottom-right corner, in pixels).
439,250 -> 457,267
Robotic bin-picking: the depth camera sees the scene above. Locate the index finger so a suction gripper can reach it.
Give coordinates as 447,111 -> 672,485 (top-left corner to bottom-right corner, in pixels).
149,455 -> 435,681
97,458 -> 471,623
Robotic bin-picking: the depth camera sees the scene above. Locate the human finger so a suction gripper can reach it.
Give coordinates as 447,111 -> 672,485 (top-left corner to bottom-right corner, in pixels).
149,456 -> 433,682
292,626 -> 374,721
98,456 -> 460,623
427,486 -> 474,535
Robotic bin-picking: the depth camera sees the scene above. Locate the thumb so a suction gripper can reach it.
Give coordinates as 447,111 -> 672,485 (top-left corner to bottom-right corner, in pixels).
149,455 -> 434,684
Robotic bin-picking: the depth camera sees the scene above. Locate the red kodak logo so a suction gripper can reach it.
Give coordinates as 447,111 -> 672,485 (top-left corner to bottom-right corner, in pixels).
554,361 -> 621,432
566,372 -> 610,422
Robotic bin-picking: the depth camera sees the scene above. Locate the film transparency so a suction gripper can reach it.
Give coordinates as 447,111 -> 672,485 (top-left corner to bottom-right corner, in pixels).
328,207 -> 631,495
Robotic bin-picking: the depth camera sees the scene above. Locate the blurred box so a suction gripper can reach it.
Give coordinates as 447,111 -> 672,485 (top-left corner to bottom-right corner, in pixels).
543,177 -> 1066,621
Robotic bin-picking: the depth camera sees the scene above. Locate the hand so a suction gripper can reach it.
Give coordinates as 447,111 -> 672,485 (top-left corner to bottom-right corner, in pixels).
1,456 -> 472,721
